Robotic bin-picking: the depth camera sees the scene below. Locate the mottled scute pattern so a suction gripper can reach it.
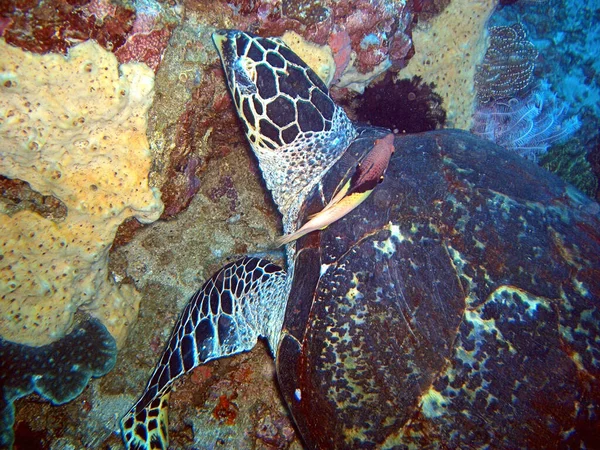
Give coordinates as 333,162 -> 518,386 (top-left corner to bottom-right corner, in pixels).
0,319 -> 116,449
121,257 -> 287,450
277,129 -> 600,449
426,286 -> 599,447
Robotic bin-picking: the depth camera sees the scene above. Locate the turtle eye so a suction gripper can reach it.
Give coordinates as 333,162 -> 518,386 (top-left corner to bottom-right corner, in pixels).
241,58 -> 257,83
232,58 -> 257,95
378,176 -> 385,183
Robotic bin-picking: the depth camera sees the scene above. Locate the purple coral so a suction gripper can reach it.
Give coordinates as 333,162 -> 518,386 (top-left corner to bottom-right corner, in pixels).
472,84 -> 581,160
475,23 -> 538,103
473,22 -> 580,160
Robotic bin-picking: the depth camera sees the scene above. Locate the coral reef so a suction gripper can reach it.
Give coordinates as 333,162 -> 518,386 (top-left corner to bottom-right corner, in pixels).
330,0 -> 413,75
165,343 -> 300,449
12,1 -> 598,449
0,318 -> 117,449
0,36 -> 163,450
157,66 -> 245,219
474,23 -> 538,103
0,0 -> 178,73
0,39 -> 163,347
219,0 -> 414,93
490,0 -> 600,121
336,55 -> 392,94
327,0 -> 414,93
114,26 -> 172,72
0,0 -> 135,54
113,0 -> 180,72
353,74 -> 446,133
328,30 -> 353,85
413,0 -> 452,21
540,144 -> 598,198
0,2 -> 338,448
0,176 -> 67,221
397,0 -> 499,129
108,130 -> 286,449
488,0 -> 600,192
589,141 -> 600,202
472,83 -> 581,160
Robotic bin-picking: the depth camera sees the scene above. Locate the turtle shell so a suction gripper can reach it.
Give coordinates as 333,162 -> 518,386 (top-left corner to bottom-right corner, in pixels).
276,128 -> 600,449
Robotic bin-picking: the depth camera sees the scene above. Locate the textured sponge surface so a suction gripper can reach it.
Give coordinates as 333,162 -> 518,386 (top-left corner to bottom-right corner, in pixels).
0,39 -> 164,347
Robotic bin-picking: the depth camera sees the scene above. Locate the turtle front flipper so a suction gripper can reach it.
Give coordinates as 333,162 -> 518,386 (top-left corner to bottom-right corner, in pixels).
121,257 -> 286,450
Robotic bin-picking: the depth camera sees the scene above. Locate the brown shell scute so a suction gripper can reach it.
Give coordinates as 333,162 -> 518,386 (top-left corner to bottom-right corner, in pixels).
279,129 -> 600,448
425,286 -> 587,447
310,233 -> 465,447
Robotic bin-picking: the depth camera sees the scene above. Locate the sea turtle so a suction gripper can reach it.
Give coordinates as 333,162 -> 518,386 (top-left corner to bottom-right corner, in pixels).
120,30 -> 600,449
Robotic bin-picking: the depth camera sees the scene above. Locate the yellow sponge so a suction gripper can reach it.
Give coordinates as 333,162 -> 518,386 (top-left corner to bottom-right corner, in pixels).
397,0 -> 498,129
281,31 -> 336,87
0,39 -> 163,347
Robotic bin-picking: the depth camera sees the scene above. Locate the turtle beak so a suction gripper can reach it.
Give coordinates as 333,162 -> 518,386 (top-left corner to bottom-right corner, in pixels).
212,29 -> 232,62
213,30 -> 241,94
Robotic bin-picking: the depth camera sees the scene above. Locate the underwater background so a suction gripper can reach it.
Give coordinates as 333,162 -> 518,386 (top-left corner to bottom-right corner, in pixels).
0,0 -> 599,448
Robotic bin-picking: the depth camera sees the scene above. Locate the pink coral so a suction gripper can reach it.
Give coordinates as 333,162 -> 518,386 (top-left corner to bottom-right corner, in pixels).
0,0 -> 135,55
83,0 -> 117,21
335,0 -> 413,73
0,16 -> 11,36
224,0 -> 414,78
113,1 -> 174,72
131,12 -> 162,34
329,30 -> 352,83
114,27 -> 171,72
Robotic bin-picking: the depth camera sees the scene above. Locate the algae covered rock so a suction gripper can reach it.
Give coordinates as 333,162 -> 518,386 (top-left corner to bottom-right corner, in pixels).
0,319 -> 117,449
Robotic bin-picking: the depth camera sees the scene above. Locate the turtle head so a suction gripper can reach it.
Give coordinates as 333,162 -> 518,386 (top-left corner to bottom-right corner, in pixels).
213,30 -> 356,227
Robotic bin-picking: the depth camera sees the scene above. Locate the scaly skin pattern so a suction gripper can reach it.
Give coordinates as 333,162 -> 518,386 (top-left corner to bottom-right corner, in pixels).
213,30 -> 356,229
121,30 -> 357,450
120,257 -> 286,449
